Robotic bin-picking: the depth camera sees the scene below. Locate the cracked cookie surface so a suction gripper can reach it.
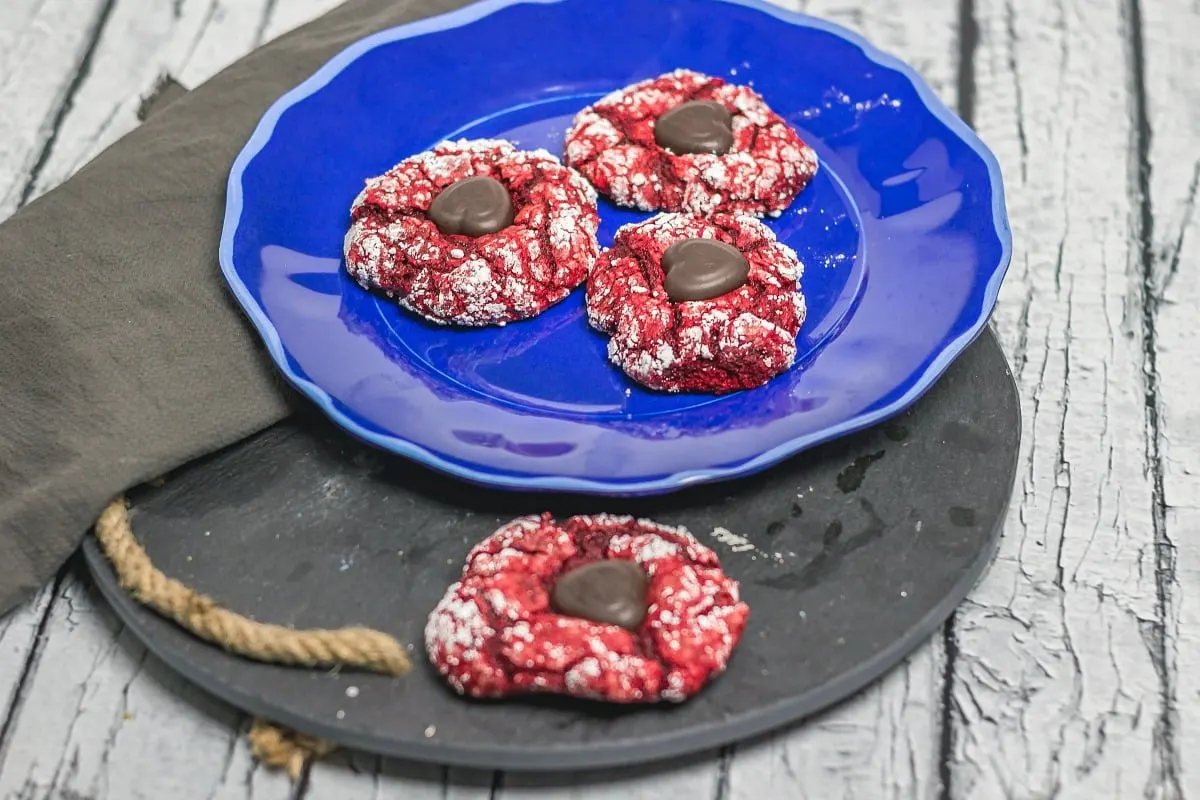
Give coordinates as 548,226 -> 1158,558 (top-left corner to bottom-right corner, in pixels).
344,139 -> 600,327
587,212 -> 806,394
564,69 -> 818,217
425,513 -> 749,703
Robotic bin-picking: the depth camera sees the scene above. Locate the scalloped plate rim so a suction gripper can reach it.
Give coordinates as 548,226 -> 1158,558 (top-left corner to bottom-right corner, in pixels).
218,0 -> 1013,495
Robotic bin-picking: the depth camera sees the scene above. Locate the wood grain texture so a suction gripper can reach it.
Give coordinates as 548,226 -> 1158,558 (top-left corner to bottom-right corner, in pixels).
302,743 -> 722,798
498,754 -> 723,800
302,755 -> 491,800
0,588 -> 55,750
949,0 -> 1174,797
0,0 -> 112,217
1142,0 -> 1200,795
26,0 -> 344,206
0,572 -> 296,800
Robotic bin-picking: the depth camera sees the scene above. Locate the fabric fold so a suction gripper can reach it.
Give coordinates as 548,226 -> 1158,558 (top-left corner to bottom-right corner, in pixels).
0,0 -> 471,616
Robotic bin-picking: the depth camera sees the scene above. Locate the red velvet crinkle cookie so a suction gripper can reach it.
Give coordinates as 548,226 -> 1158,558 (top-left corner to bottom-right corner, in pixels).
564,69 -> 818,217
425,513 -> 749,704
343,139 -> 600,327
588,212 -> 806,394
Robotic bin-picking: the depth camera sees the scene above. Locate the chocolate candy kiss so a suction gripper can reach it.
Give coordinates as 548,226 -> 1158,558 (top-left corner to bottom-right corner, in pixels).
654,100 -> 735,155
427,176 -> 515,237
662,238 -> 750,302
550,560 -> 649,630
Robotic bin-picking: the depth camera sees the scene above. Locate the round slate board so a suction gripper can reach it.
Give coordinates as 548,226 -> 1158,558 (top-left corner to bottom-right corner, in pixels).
84,329 -> 1019,772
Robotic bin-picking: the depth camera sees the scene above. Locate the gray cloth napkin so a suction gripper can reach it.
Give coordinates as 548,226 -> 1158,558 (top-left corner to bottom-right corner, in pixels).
0,0 -> 470,617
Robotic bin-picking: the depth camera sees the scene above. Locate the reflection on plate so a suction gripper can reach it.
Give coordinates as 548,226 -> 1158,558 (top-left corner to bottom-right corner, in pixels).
220,0 -> 1011,495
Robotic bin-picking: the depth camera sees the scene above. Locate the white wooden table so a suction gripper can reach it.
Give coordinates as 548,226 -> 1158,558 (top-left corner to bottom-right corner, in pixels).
1,0 -> 1197,797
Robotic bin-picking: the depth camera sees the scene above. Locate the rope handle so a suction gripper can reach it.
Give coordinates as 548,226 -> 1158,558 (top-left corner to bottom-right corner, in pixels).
93,496 -> 413,778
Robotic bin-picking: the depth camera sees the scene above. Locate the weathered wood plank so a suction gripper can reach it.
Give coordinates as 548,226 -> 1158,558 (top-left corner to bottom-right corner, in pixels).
496,754 -> 723,800
1142,0 -> 1200,794
0,0 -> 124,779
0,0 -> 112,217
723,1 -> 959,797
0,572 -> 295,800
27,0 -> 344,205
727,646 -> 947,800
947,0 -> 1171,797
303,754 -> 491,800
0,587 -> 56,746
22,0 -> 232,203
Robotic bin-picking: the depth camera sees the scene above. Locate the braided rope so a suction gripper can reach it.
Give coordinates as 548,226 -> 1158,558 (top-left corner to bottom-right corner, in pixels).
92,496 -> 415,778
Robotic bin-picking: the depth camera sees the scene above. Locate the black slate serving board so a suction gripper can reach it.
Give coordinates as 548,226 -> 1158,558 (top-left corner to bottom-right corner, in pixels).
84,328 -> 1019,771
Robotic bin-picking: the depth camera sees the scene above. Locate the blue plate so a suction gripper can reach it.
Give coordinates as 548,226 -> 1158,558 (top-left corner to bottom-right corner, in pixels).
220,0 -> 1011,496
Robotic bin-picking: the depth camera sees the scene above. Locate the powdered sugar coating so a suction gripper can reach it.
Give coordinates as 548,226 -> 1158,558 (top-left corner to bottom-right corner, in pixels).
564,69 -> 818,217
344,139 -> 600,327
424,513 -> 749,704
588,212 -> 806,394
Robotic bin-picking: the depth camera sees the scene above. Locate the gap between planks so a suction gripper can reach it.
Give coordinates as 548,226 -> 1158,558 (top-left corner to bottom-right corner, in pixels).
1126,0 -> 1181,794
1141,0 -> 1200,795
0,0 -> 113,216
945,0 -> 1189,797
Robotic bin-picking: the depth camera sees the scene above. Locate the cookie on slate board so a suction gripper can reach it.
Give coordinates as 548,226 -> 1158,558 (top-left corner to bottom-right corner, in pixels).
344,138 -> 600,327
425,513 -> 749,703
564,69 -> 818,216
587,211 -> 806,394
